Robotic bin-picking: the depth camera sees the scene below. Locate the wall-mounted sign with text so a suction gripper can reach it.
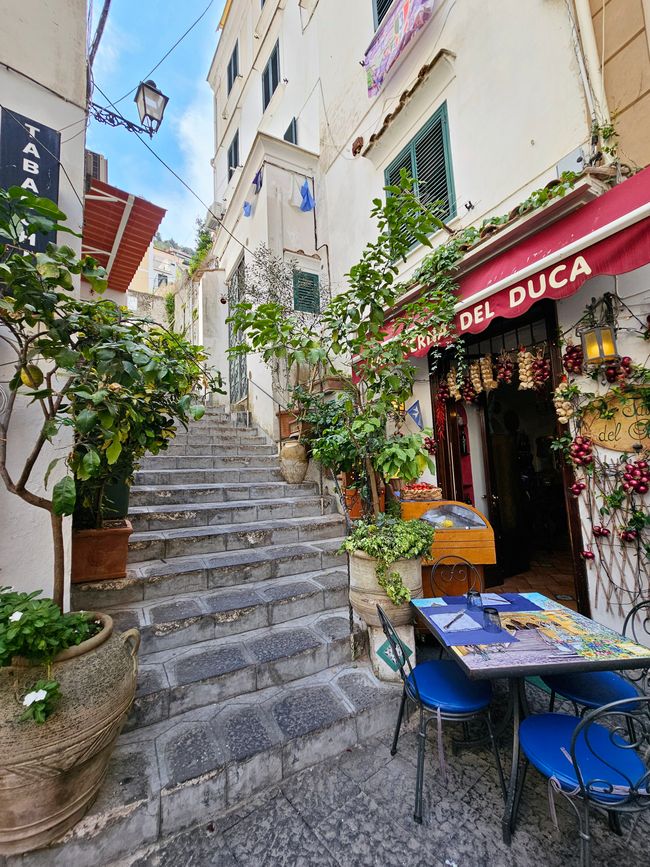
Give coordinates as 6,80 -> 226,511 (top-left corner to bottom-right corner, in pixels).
583,393 -> 650,453
0,109 -> 61,252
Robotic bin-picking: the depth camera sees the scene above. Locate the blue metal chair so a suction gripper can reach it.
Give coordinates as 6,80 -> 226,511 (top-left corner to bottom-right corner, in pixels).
542,600 -> 650,713
377,604 -> 505,824
511,696 -> 650,867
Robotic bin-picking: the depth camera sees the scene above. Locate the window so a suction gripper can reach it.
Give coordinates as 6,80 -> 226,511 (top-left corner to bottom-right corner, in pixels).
373,0 -> 394,28
384,103 -> 455,227
284,117 -> 298,145
262,41 -> 280,111
293,271 -> 320,313
227,131 -> 239,180
157,273 -> 168,288
227,41 -> 239,95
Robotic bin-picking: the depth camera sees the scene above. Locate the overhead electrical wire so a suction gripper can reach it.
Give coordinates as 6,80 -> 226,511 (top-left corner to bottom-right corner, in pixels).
110,0 -> 217,106
91,82 -> 256,258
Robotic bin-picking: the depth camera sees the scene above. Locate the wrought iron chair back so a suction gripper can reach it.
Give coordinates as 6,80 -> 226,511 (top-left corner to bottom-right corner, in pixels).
623,599 -> 650,692
571,696 -> 650,812
429,554 -> 481,596
376,604 -> 422,706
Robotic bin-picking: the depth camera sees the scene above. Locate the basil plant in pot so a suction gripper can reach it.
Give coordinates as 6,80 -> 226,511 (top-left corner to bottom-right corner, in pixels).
340,517 -> 434,627
0,188 -> 223,854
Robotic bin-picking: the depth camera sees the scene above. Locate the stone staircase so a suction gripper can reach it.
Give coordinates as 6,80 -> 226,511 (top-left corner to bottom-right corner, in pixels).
13,408 -> 399,866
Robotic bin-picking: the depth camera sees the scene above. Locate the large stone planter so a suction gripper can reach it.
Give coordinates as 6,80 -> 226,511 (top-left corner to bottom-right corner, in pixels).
0,614 -> 140,855
348,550 -> 423,628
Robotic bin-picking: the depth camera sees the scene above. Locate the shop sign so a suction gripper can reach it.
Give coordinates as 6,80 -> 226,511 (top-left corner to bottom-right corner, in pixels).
365,0 -> 437,97
458,254 -> 593,333
582,393 -> 650,452
0,109 -> 61,252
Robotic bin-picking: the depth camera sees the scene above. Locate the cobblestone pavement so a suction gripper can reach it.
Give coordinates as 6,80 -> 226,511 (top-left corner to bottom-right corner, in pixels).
114,683 -> 648,867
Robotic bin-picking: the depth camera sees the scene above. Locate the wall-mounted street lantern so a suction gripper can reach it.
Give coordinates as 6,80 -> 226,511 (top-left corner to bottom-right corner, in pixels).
89,80 -> 169,138
134,80 -> 169,135
579,293 -> 620,366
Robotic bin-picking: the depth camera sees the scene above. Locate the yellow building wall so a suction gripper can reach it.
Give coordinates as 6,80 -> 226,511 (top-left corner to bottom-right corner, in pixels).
591,0 -> 650,168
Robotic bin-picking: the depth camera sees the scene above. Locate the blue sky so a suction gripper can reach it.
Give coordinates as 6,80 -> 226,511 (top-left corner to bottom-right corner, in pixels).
87,0 -> 226,248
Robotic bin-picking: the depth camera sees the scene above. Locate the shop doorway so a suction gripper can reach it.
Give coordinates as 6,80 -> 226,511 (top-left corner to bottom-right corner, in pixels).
432,301 -> 585,610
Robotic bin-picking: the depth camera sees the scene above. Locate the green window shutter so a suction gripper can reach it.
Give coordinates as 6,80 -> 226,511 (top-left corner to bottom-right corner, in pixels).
384,145 -> 414,190
293,271 -> 320,313
374,0 -> 394,27
413,104 -> 455,220
383,102 -> 456,249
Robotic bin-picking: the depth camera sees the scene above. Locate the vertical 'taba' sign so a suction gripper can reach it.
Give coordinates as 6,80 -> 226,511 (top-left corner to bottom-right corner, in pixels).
0,108 -> 61,252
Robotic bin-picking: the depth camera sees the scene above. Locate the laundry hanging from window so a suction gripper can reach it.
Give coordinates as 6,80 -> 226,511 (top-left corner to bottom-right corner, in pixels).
243,168 -> 264,217
290,175 -> 315,212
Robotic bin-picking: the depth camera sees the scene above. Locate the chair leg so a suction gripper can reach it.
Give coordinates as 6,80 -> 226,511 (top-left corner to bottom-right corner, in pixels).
485,714 -> 506,799
607,810 -> 623,836
510,758 -> 528,834
391,688 -> 407,756
579,801 -> 591,867
413,709 -> 427,825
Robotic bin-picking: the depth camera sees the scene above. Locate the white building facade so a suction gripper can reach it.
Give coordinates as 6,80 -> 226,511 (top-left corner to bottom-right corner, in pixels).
205,0 -> 650,630
0,0 -> 89,600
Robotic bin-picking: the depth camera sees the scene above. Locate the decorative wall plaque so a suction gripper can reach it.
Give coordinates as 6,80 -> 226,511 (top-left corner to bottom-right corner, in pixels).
583,392 -> 650,452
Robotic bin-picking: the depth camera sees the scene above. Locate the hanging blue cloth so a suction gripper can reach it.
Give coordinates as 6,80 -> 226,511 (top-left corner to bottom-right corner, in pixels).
300,178 -> 315,212
406,400 -> 424,429
243,201 -> 252,217
252,168 -> 263,194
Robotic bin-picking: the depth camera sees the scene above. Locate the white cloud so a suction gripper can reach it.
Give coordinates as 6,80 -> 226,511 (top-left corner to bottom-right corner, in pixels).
156,83 -> 215,246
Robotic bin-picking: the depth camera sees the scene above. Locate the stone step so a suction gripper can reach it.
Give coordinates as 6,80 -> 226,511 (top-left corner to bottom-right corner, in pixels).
9,663 -> 398,867
71,538 -> 347,608
165,442 -> 277,456
188,419 -> 257,433
105,568 -> 349,655
129,480 -> 320,507
139,454 -> 280,471
128,514 -> 345,563
126,607 -> 365,730
170,430 -> 269,445
129,494 -> 334,532
133,466 -> 283,486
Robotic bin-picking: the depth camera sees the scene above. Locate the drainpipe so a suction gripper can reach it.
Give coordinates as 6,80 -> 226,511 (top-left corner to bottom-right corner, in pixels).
570,0 -> 611,127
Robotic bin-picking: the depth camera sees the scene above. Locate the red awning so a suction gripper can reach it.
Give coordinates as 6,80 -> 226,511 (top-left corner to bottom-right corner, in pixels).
82,179 -> 166,293
398,167 -> 650,357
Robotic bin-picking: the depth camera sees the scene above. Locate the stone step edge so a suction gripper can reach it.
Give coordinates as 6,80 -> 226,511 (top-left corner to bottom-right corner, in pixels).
127,608 -> 366,729
71,538 -> 347,608
100,568 -> 349,656
128,494 -> 330,516
24,662 -> 399,867
129,481 -> 318,493
129,512 -> 344,544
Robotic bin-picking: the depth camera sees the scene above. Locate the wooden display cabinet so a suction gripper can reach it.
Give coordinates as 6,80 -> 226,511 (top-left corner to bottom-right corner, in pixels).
401,499 -> 496,597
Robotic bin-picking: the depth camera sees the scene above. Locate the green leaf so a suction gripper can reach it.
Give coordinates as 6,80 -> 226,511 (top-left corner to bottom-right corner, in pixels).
106,438 -> 122,465
52,476 -> 76,516
75,408 -> 99,433
80,449 -> 100,479
44,458 -> 60,489
190,405 -> 205,421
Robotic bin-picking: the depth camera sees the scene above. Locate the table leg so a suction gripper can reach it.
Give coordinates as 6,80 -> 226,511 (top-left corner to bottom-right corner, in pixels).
502,677 -> 524,845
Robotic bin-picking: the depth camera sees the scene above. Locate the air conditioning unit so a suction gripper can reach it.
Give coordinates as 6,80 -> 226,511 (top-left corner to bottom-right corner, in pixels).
205,200 -> 226,230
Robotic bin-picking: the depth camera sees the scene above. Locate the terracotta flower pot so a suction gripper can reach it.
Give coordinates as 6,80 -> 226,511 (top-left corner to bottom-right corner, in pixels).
0,614 -> 140,854
71,519 -> 133,584
348,550 -> 423,627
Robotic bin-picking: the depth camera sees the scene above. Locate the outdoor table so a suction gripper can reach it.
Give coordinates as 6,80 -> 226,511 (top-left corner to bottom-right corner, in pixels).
411,591 -> 650,845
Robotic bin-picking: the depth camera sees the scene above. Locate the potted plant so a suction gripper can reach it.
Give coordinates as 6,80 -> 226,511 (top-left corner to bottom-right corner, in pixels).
0,586 -> 140,854
0,188 -> 223,594
340,517 -> 435,626
0,189 -> 221,852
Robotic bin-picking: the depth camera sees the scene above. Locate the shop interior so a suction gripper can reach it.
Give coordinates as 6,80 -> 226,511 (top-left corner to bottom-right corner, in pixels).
435,302 -> 578,607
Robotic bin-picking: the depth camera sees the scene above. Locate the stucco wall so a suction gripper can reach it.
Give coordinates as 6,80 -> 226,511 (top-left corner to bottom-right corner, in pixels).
0,1 -> 88,603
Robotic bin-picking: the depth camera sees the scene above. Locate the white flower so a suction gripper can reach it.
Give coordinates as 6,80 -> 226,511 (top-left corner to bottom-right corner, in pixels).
23,688 -> 47,707
9,611 -> 23,622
